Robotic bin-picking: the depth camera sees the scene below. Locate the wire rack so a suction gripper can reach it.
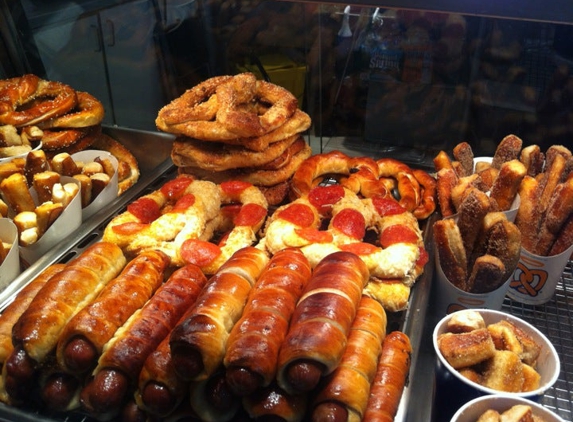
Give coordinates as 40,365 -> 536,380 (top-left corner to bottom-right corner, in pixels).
502,260 -> 573,421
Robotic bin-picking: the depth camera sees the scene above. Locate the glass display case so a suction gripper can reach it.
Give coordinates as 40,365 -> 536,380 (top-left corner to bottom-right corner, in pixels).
2,0 -> 573,166
0,1 -> 572,421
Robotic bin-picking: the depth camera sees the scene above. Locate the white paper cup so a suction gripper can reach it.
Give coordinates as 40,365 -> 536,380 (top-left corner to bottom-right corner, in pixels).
434,250 -> 511,316
0,142 -> 42,163
0,218 -> 20,291
433,309 -> 560,421
19,176 -> 82,265
451,395 -> 566,422
71,150 -> 119,220
507,243 -> 573,305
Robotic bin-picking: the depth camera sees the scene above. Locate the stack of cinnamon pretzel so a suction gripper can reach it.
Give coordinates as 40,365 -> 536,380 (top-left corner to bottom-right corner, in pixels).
156,73 -> 312,205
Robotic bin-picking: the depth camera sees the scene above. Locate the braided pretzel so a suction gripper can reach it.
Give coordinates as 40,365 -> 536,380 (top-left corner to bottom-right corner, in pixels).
0,78 -> 77,127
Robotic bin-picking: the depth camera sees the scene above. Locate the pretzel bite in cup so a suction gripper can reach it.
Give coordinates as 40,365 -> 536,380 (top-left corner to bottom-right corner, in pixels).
433,309 -> 560,421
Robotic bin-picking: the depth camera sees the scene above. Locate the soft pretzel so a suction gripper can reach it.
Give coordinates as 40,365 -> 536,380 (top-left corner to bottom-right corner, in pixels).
215,72 -> 298,138
156,75 -> 232,126
491,134 -> 523,169
38,91 -> 104,128
0,78 -> 78,127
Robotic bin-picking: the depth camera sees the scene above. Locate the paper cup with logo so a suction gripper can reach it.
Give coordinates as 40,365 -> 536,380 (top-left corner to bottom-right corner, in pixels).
434,247 -> 511,316
507,243 -> 573,305
0,218 -> 20,291
19,176 -> 82,265
71,150 -> 119,220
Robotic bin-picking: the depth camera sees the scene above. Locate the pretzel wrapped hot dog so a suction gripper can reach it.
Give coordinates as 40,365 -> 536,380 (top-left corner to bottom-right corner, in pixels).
56,250 -> 170,375
224,248 -> 311,396
363,331 -> 412,422
79,263 -> 208,419
134,265 -> 213,418
0,264 -> 65,404
243,382 -> 308,422
169,247 -> 269,383
4,242 -> 125,402
276,251 -> 370,395
311,296 -> 387,422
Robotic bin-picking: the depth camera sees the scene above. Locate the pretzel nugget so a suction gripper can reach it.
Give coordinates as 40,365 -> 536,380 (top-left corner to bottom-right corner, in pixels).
94,157 -> 115,179
52,182 -> 79,207
453,142 -> 474,177
0,173 -> 35,213
491,134 -> 523,169
35,202 -> 64,236
13,211 -> 39,246
73,174 -> 92,207
24,149 -> 50,184
89,173 -> 110,198
32,171 -> 61,204
0,199 -> 7,217
489,159 -> 526,211
81,161 -> 104,177
51,153 -> 80,176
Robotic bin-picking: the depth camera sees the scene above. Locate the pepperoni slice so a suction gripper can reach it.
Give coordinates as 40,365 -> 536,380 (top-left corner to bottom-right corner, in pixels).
127,197 -> 161,223
295,228 -> 333,243
339,242 -> 378,255
235,203 -> 267,226
278,203 -> 315,227
220,204 -> 241,221
417,247 -> 429,267
181,239 -> 222,267
220,180 -> 253,196
160,176 -> 193,199
372,197 -> 406,216
308,185 -> 345,214
111,222 -> 149,235
380,225 -> 419,247
171,194 -> 196,212
331,208 -> 366,239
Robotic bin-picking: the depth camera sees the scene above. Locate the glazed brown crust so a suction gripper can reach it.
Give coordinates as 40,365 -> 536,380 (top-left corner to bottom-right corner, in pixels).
0,264 -> 66,363
224,248 -> 311,393
276,252 -> 370,395
311,296 -> 387,421
433,218 -> 468,290
56,250 -> 170,374
11,242 -> 126,363
363,331 -> 412,422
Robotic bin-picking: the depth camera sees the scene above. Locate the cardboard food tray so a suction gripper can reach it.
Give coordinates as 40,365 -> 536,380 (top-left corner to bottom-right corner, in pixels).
0,126 -> 437,421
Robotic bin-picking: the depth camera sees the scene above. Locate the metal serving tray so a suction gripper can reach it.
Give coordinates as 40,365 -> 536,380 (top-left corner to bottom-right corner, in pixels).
0,126 -> 436,421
